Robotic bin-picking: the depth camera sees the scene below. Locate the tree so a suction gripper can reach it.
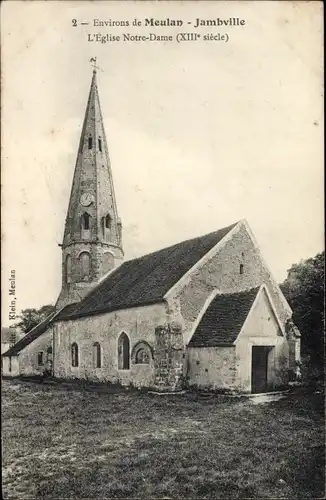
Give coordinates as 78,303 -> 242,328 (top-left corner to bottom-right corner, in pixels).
14,304 -> 56,334
281,251 -> 324,376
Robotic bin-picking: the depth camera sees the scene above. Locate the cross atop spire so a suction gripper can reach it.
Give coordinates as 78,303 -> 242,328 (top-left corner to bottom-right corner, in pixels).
90,57 -> 97,71
90,57 -> 103,73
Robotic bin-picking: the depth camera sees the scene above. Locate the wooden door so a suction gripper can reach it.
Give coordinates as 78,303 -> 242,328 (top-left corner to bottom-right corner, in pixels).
251,346 -> 269,393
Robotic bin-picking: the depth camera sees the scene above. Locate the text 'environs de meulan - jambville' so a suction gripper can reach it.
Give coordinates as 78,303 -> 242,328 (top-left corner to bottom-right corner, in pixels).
93,18 -> 246,28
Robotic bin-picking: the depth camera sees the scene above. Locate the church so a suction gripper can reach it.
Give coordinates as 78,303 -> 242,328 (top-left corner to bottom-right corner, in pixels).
2,67 -> 301,393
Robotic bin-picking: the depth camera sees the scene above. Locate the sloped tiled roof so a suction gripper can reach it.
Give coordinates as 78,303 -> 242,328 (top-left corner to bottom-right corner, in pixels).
2,303 -> 81,357
56,222 -> 238,322
57,302 -> 79,317
3,311 -> 58,357
188,287 -> 260,347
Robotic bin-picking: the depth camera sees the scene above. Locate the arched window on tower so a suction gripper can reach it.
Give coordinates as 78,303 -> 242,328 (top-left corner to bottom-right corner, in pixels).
88,136 -> 92,149
81,213 -> 91,231
101,213 -> 112,239
93,342 -> 101,368
65,254 -> 72,283
117,220 -> 122,245
71,343 -> 79,367
240,263 -> 244,275
118,332 -> 130,370
105,214 -> 111,229
98,138 -> 102,152
79,252 -> 91,281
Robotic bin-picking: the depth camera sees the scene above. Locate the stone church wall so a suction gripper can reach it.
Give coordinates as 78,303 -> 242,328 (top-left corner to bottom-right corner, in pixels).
169,223 -> 291,346
54,303 -> 170,388
186,347 -> 237,390
15,329 -> 53,377
2,355 -> 20,377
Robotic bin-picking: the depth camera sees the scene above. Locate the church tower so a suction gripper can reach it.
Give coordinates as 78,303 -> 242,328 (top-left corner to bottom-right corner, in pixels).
56,67 -> 123,309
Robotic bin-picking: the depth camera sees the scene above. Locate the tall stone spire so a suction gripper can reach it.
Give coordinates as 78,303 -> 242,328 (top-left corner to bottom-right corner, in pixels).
56,68 -> 123,309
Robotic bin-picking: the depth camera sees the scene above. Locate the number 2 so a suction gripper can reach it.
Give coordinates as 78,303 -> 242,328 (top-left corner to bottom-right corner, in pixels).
72,19 -> 77,27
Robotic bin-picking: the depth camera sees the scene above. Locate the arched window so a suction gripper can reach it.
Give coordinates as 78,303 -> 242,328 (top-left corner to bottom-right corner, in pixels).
105,214 -> 111,229
131,341 -> 153,365
46,346 -> 53,364
88,136 -> 92,149
118,332 -> 130,370
71,343 -> 79,367
135,348 -> 150,364
101,214 -> 112,238
240,263 -> 244,275
98,138 -> 102,152
79,252 -> 91,281
93,342 -> 101,368
117,220 -> 122,244
38,352 -> 44,366
81,213 -> 91,230
65,254 -> 72,283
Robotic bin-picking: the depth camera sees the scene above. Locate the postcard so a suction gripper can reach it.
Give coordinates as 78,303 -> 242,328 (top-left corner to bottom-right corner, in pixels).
1,2 -> 324,499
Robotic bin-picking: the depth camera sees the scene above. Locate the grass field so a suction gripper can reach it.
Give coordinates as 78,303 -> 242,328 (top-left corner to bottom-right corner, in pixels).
2,379 -> 325,499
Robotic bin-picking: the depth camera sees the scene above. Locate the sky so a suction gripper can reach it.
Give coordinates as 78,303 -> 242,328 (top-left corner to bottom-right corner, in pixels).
1,1 -> 324,325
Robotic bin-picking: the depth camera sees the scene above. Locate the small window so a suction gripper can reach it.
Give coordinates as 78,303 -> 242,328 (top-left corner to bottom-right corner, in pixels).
65,254 -> 72,283
93,342 -> 101,368
81,213 -> 90,230
88,137 -> 92,149
105,214 -> 111,229
101,214 -> 112,237
9,357 -> 12,373
118,333 -> 130,370
135,348 -> 150,364
71,343 -> 79,367
98,138 -> 102,152
79,252 -> 91,281
47,346 -> 53,354
38,352 -> 44,366
240,263 -> 244,275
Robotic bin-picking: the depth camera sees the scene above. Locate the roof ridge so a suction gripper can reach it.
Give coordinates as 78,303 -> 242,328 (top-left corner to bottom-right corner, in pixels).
123,221 -> 240,264
218,286 -> 261,297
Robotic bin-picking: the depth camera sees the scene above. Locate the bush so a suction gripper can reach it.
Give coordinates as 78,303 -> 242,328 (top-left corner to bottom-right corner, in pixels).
300,354 -> 324,388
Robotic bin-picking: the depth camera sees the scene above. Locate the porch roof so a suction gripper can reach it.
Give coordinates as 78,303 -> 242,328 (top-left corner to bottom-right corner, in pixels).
188,287 -> 260,347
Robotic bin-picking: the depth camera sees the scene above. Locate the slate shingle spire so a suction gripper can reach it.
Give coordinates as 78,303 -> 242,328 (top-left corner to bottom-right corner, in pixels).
56,67 -> 123,309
